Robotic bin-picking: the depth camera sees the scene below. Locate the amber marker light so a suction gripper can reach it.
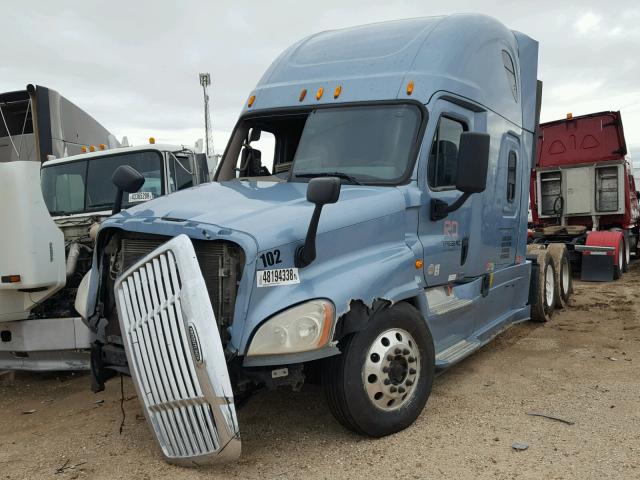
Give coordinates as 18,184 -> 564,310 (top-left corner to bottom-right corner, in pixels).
1,275 -> 21,283
299,89 -> 307,101
248,94 -> 256,107
80,146 -> 88,153
89,145 -> 96,152
333,85 -> 342,99
149,137 -> 156,144
415,259 -> 424,269
99,143 -> 106,150
407,80 -> 415,96
317,302 -> 335,348
316,87 -> 324,100
566,112 -> 573,119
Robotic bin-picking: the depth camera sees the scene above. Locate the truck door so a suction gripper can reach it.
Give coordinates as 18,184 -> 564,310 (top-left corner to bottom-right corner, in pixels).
418,103 -> 475,286
496,133 -> 521,266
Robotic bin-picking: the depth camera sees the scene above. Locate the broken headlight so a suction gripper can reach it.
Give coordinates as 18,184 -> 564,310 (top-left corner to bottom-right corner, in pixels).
246,299 -> 335,356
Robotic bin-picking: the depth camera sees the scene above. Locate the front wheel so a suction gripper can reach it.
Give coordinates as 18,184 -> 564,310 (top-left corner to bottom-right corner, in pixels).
322,302 -> 435,437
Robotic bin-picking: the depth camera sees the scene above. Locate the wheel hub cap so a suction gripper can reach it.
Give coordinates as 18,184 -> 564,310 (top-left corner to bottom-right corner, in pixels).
363,328 -> 420,411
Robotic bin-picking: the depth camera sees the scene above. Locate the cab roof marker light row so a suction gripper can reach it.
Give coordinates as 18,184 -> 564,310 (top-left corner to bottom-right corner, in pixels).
298,86 -> 343,102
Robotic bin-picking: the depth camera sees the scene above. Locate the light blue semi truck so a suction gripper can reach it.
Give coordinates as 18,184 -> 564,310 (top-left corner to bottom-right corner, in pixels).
77,14 -> 559,465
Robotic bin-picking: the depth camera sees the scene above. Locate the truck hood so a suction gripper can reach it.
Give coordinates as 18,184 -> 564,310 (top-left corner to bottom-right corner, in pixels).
121,179 -> 407,250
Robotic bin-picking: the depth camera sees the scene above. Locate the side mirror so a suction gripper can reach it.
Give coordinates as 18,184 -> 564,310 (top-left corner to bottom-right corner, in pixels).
307,176 -> 341,205
111,165 -> 145,215
431,132 -> 490,221
249,127 -> 261,143
455,132 -> 490,193
295,177 -> 341,267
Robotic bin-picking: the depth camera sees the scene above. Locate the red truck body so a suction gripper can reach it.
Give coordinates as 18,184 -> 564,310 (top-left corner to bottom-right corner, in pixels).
530,111 -> 639,231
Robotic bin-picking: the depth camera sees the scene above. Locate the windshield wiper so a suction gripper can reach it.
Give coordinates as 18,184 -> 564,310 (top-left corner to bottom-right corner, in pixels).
295,172 -> 363,185
87,203 -> 114,210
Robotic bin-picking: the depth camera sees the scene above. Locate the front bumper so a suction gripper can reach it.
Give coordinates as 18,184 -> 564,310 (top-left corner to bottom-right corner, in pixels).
0,317 -> 92,371
115,234 -> 241,466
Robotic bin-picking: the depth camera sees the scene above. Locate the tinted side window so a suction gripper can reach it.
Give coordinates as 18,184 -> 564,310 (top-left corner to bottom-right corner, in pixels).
507,151 -> 517,202
195,153 -> 210,182
428,117 -> 465,189
169,155 -> 194,192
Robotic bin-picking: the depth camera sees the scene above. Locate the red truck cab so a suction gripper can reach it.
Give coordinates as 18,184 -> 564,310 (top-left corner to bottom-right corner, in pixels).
529,111 -> 639,279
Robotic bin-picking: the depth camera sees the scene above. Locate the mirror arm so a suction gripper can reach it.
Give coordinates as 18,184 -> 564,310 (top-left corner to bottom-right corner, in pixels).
430,192 -> 472,221
112,189 -> 124,215
295,204 -> 324,268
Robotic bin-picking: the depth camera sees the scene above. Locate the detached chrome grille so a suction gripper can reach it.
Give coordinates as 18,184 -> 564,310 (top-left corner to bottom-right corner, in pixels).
115,234 -> 240,464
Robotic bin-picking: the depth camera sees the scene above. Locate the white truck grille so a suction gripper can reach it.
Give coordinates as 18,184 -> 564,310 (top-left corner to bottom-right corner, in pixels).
115,234 -> 240,465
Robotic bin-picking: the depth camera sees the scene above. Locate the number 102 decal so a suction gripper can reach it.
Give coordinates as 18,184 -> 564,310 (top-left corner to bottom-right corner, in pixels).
260,249 -> 282,268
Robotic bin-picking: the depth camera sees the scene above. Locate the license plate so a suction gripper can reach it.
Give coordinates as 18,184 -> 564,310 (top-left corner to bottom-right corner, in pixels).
256,268 -> 300,287
128,191 -> 154,202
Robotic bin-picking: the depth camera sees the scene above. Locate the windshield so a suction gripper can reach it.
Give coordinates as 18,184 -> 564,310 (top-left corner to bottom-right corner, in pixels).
291,105 -> 421,183
217,103 -> 423,185
41,151 -> 163,216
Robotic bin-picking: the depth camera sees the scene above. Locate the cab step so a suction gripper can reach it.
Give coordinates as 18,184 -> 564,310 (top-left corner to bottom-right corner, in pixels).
435,339 -> 481,368
426,287 -> 473,316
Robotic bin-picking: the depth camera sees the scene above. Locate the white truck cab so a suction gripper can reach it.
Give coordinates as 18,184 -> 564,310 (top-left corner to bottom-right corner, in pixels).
0,143 -> 210,370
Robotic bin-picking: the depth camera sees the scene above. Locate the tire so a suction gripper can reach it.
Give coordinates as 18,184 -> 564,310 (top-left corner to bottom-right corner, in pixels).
623,236 -> 631,273
530,249 -> 556,322
613,239 -> 624,280
322,302 -> 435,437
547,243 -> 572,308
610,229 -> 631,273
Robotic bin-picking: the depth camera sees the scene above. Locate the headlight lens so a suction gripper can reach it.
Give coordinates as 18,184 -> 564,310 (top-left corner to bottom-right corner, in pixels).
246,299 -> 335,356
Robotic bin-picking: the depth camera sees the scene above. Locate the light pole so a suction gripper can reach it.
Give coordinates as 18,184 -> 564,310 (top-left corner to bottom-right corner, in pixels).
199,73 -> 213,158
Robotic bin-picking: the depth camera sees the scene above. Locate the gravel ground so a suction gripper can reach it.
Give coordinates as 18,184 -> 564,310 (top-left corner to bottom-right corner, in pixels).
1,264 -> 639,479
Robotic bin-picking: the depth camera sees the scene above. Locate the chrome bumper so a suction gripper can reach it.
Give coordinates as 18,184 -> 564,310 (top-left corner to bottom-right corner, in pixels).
115,234 -> 241,466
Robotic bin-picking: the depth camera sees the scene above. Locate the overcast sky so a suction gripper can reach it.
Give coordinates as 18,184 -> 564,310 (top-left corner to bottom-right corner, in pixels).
2,0 -> 639,157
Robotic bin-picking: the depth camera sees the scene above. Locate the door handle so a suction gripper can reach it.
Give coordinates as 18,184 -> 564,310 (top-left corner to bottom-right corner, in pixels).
460,237 -> 469,266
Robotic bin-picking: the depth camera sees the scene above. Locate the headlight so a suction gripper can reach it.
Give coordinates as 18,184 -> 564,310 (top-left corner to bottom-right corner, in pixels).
246,299 -> 335,356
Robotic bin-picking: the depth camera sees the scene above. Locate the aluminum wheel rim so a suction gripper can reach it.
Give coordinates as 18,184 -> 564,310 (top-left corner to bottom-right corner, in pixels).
545,264 -> 554,307
561,258 -> 570,295
363,328 -> 420,411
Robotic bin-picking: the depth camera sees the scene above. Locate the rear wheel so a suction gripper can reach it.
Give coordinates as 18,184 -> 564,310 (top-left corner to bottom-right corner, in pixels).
530,249 -> 556,322
322,302 -> 435,437
547,243 -> 572,308
614,239 -> 624,280
623,236 -> 631,272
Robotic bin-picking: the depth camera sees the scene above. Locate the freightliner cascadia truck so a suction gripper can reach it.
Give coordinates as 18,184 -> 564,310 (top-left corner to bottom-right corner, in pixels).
529,111 -> 638,281
76,14 -> 566,465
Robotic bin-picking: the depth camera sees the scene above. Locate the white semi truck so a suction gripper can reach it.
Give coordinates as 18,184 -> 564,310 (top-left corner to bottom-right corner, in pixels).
0,139 -> 211,370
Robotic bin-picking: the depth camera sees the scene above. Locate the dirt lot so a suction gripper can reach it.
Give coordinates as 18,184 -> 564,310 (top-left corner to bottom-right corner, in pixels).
1,265 -> 639,480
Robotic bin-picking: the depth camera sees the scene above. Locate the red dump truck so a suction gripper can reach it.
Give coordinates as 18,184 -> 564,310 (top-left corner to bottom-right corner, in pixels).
529,111 -> 639,281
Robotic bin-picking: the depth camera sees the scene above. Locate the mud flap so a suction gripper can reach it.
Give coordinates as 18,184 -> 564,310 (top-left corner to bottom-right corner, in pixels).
575,245 -> 615,281
114,234 -> 241,465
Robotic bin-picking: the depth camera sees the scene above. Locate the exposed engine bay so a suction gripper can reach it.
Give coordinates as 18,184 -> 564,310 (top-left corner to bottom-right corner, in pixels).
30,215 -> 105,319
